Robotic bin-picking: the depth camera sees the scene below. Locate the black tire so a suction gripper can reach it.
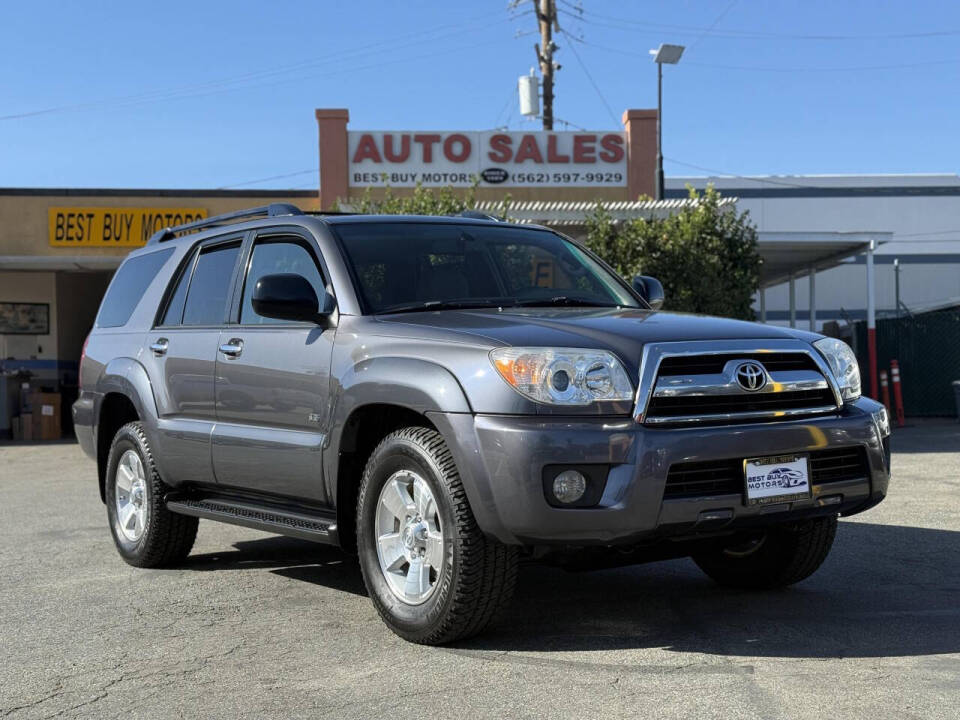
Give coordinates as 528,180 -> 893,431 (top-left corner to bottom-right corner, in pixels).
356,427 -> 518,645
692,516 -> 838,590
104,421 -> 198,568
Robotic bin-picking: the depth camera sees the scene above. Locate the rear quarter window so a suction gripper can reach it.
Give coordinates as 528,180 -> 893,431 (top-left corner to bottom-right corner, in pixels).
96,248 -> 174,328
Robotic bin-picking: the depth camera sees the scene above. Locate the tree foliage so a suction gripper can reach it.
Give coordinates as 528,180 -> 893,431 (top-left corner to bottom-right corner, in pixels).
339,179 -> 512,219
583,186 -> 761,320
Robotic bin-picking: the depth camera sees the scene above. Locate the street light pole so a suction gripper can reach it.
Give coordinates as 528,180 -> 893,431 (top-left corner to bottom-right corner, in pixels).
649,43 -> 685,201
656,61 -> 663,200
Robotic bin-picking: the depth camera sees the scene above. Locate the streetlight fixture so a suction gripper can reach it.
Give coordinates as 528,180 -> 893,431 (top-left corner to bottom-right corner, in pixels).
649,43 -> 685,201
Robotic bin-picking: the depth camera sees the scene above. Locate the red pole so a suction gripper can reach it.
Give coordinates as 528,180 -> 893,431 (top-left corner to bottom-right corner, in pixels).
890,360 -> 906,427
879,370 -> 891,413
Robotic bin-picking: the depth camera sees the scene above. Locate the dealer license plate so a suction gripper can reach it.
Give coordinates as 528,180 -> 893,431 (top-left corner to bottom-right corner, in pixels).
743,454 -> 811,506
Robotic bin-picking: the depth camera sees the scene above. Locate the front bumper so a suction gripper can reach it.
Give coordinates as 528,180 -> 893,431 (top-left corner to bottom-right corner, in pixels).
429,397 -> 890,546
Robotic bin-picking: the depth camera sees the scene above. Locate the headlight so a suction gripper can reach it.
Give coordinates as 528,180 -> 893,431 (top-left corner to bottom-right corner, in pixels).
490,347 -> 634,405
813,337 -> 861,402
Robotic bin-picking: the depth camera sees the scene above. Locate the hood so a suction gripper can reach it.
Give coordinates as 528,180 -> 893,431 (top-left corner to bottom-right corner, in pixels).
375,307 -> 820,373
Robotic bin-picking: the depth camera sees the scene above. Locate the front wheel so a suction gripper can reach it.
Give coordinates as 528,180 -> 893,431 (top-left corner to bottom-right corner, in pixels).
356,427 -> 518,645
692,516 -> 838,589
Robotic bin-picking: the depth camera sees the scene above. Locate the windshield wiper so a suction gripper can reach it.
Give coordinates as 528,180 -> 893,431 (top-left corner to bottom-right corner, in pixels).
378,300 -> 509,315
507,296 -> 620,308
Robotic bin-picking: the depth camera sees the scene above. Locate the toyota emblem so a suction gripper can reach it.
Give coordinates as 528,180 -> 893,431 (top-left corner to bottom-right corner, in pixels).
734,361 -> 767,392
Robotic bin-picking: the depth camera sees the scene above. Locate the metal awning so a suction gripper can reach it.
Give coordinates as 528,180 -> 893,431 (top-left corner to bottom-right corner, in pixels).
757,232 -> 890,287
473,197 -> 737,224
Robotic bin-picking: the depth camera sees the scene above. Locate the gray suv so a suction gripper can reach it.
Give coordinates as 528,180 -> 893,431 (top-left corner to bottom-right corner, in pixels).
73,203 -> 891,645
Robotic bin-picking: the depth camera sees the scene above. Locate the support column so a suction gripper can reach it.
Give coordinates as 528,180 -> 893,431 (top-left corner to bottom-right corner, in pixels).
866,239 -> 878,399
808,266 -> 817,331
759,287 -> 766,323
315,108 -> 350,210
788,274 -> 796,328
621,109 -> 658,200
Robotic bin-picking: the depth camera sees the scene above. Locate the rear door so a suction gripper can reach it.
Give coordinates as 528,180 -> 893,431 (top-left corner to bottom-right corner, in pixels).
211,228 -> 335,503
143,235 -> 243,486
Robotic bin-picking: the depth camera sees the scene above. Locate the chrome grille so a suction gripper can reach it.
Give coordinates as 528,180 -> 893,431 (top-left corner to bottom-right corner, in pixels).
657,352 -> 819,376
635,340 -> 843,426
647,388 -> 838,419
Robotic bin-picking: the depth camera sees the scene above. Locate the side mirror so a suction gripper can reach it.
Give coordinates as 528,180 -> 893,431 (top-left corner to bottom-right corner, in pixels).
632,275 -> 665,311
252,273 -> 333,323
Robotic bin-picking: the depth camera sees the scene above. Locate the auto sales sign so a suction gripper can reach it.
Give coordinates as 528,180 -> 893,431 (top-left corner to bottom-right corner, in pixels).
348,131 -> 627,188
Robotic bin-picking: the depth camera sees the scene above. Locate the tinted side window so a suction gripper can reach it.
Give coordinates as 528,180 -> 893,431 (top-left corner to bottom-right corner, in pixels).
240,240 -> 325,324
182,243 -> 241,326
158,252 -> 195,326
97,248 -> 173,328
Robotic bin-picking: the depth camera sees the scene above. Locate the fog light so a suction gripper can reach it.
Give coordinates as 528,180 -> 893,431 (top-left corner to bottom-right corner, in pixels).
552,470 -> 587,504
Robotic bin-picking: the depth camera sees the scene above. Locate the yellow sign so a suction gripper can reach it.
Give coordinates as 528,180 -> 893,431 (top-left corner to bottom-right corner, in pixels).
49,207 -> 207,247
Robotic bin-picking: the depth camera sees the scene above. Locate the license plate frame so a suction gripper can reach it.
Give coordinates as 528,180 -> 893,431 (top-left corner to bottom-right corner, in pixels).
743,453 -> 811,506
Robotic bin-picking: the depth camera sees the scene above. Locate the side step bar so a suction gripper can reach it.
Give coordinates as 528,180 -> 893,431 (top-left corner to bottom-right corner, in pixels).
165,495 -> 338,545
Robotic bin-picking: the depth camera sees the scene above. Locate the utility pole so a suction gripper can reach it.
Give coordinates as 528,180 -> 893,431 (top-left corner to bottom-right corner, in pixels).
534,0 -> 558,130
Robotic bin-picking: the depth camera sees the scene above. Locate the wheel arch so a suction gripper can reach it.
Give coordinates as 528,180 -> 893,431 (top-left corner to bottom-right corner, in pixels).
94,358 -> 159,502
326,357 -> 472,551
330,403 -> 441,552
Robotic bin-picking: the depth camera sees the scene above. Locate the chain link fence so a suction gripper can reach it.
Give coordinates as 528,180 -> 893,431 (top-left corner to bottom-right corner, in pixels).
853,309 -> 960,417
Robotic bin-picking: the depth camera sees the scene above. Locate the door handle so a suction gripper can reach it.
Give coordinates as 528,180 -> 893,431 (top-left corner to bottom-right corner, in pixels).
219,338 -> 244,358
149,338 -> 168,356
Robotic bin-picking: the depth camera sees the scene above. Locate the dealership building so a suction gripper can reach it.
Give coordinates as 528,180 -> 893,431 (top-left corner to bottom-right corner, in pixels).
1,106 -> 958,436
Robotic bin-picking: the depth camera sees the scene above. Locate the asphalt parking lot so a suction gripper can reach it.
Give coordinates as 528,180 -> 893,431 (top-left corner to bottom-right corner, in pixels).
1,422 -> 958,719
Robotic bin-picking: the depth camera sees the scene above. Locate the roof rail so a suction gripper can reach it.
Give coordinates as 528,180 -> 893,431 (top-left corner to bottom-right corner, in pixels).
459,210 -> 500,221
148,202 -> 303,244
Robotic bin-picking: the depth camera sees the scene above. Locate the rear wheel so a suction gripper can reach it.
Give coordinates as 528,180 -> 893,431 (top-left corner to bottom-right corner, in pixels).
692,516 -> 838,589
356,427 -> 518,645
105,422 -> 198,568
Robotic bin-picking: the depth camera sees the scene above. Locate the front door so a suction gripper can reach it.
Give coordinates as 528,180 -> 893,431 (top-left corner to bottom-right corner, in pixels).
211,231 -> 335,503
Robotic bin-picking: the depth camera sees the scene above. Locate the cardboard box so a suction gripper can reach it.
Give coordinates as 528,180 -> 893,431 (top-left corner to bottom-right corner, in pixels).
26,393 -> 61,441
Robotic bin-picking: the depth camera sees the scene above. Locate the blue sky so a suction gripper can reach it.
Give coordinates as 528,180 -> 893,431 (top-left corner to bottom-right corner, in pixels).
2,0 -> 959,188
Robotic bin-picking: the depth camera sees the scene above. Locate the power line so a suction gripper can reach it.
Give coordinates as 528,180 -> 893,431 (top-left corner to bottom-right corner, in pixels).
559,29 -> 619,126
217,169 -> 318,190
2,10 -> 528,121
568,35 -> 960,73
686,0 -> 739,51
558,5 -> 960,41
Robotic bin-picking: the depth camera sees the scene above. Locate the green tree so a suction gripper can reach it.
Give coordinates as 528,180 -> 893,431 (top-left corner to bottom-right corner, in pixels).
339,178 -> 513,219
583,186 -> 760,320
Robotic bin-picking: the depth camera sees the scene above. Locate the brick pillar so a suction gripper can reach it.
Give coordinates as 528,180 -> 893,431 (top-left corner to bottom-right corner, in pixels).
622,109 -> 657,200
315,109 -> 350,209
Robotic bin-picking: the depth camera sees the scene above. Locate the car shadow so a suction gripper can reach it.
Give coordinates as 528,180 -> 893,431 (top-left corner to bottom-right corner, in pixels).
184,536 -> 367,597
460,521 -> 960,658
181,521 -> 960,659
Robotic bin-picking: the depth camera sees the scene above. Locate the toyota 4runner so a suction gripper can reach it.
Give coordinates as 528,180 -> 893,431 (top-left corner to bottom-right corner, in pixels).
73,203 -> 891,645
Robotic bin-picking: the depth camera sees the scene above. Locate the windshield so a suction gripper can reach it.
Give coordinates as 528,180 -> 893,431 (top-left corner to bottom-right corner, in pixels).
333,222 -> 641,314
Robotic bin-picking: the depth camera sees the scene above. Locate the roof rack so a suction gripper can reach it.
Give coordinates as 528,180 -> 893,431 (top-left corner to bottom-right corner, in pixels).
148,202 -> 303,244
